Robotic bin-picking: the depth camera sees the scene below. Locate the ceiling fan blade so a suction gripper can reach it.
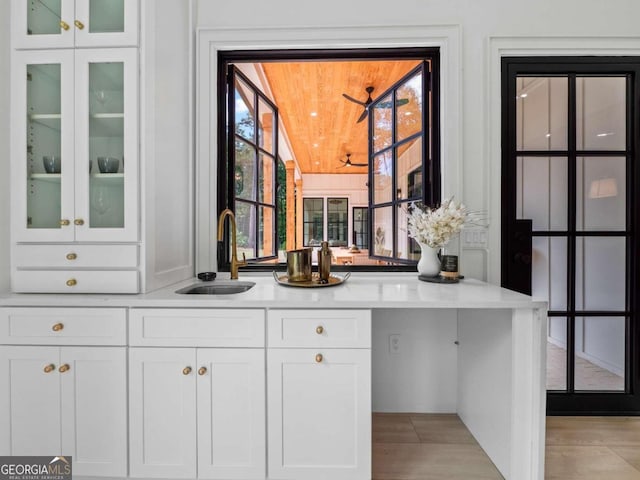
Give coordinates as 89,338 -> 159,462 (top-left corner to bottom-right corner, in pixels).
352,162 -> 369,167
342,93 -> 367,106
356,108 -> 368,123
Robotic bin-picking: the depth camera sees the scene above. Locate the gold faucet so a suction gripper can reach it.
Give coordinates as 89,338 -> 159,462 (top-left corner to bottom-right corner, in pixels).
217,208 -> 247,280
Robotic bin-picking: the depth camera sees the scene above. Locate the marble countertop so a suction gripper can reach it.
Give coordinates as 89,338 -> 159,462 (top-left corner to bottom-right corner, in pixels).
0,273 -> 547,310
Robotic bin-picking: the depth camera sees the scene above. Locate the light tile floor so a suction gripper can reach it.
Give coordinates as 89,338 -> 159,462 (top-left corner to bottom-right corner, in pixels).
546,342 -> 624,391
373,414 -> 640,480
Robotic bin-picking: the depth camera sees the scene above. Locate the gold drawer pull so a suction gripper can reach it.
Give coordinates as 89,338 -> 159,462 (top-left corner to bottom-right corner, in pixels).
74,218 -> 84,226
66,253 -> 77,260
198,367 -> 207,376
59,20 -> 70,31
60,219 -> 70,226
74,20 -> 85,30
43,364 -> 56,373
315,353 -> 323,363
182,367 -> 192,375
66,279 -> 77,287
52,323 -> 64,332
316,325 -> 324,334
58,364 -> 70,373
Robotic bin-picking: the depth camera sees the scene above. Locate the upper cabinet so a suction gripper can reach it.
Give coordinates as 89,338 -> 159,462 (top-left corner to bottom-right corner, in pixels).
11,48 -> 138,243
12,0 -> 139,49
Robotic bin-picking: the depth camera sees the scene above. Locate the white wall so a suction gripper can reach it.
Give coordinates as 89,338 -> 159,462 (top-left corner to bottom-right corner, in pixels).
0,1 -> 10,292
195,0 -> 640,282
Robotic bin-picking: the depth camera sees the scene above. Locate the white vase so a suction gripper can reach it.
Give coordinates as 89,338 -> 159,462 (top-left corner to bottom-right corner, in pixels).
417,243 -> 441,277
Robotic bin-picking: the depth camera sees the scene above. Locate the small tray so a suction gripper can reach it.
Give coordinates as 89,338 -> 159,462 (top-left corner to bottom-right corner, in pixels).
418,274 -> 464,284
273,271 -> 351,288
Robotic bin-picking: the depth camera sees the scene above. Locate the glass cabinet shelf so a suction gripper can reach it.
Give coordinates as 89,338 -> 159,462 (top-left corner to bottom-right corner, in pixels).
29,113 -> 62,131
30,173 -> 124,181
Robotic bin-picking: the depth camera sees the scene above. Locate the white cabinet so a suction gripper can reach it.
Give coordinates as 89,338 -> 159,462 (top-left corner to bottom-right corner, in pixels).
0,307 -> 128,477
267,310 -> 372,480
11,47 -> 139,292
129,309 -> 266,479
12,0 -> 139,49
0,346 -> 128,477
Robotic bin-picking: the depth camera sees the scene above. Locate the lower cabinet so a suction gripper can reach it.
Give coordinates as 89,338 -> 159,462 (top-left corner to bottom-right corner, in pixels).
129,347 -> 265,479
0,346 -> 127,477
266,309 -> 372,480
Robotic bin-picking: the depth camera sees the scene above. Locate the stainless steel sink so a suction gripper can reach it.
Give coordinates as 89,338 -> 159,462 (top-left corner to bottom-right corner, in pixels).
175,281 -> 256,295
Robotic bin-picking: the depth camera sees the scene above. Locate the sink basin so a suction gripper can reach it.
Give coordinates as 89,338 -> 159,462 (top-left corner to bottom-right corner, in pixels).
175,281 -> 256,295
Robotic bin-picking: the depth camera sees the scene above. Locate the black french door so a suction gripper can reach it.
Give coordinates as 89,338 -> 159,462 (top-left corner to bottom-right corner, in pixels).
502,57 -> 640,414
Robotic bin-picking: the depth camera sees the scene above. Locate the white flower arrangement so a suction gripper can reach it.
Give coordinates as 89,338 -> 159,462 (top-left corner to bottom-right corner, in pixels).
407,197 -> 468,248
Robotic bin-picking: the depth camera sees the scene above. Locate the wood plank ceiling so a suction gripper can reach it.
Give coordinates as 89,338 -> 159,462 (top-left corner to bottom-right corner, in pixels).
261,60 -> 421,175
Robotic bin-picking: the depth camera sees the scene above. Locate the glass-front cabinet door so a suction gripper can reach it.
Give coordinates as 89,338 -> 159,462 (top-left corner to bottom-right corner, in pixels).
74,48 -> 138,242
11,48 -> 138,243
12,0 -> 138,49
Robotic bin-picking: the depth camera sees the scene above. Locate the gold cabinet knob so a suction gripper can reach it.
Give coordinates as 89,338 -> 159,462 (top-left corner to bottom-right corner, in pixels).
58,364 -> 70,373
74,218 -> 84,226
43,364 -> 56,373
316,325 -> 324,334
182,367 -> 192,375
60,219 -> 70,226
315,353 -> 323,363
74,20 -> 85,30
198,367 -> 207,376
66,279 -> 77,287
52,323 -> 64,332
59,20 -> 70,31
66,253 -> 77,260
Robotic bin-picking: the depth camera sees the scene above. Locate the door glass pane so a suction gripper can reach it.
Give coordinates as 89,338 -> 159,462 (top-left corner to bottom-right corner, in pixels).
258,98 -> 275,154
574,316 -> 625,391
235,140 -> 256,201
396,138 -> 422,201
372,94 -> 392,152
373,151 -> 392,205
89,62 -> 124,228
516,77 -> 568,151
576,156 -> 626,231
235,78 -> 255,141
576,77 -> 626,151
516,157 -> 568,231
258,206 -> 275,257
532,237 -> 567,310
372,206 -> 392,257
89,0 -> 125,33
397,204 -> 418,261
27,0 -> 62,36
258,153 -> 274,204
395,73 -> 422,142
303,198 -> 323,247
547,317 -> 567,391
235,200 -> 254,260
575,237 -> 626,311
327,198 -> 348,246
27,63 -> 62,229
353,207 -> 368,249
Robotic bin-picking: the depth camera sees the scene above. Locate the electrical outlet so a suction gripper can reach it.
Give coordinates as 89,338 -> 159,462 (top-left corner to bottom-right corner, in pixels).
389,334 -> 401,354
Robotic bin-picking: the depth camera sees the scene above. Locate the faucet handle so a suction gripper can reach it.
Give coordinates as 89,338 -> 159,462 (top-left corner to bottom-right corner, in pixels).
239,252 -> 248,266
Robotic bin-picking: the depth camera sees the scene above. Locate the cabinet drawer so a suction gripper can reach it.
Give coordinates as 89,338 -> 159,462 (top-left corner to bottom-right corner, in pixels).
268,309 -> 371,348
12,270 -> 139,294
14,244 -> 139,268
129,309 -> 265,347
0,308 -> 127,345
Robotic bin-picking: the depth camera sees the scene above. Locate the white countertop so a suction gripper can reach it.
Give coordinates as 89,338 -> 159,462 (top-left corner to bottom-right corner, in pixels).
0,273 -> 547,310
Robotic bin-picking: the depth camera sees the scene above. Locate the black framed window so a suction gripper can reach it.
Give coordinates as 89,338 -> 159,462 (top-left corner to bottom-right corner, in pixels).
369,61 -> 437,264
353,207 -> 368,249
327,198 -> 348,246
227,66 -> 278,261
303,198 -> 324,247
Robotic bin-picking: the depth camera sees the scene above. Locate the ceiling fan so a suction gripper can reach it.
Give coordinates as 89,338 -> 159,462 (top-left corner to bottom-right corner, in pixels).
338,153 -> 368,168
342,86 -> 410,123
